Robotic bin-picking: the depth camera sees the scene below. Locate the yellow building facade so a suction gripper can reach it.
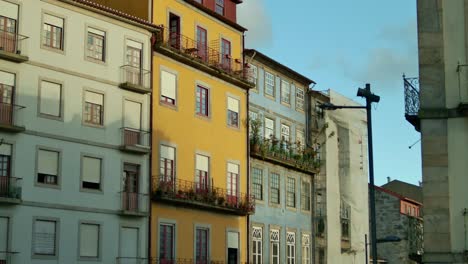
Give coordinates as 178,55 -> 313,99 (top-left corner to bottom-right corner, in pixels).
150,0 -> 254,263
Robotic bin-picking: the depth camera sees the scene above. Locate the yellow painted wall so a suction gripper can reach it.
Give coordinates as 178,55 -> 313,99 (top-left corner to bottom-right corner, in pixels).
150,0 -> 248,261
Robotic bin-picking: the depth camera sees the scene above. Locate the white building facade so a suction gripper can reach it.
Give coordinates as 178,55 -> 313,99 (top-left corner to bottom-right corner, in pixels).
0,0 -> 156,263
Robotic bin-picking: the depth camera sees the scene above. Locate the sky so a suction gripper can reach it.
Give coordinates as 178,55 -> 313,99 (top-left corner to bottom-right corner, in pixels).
238,0 -> 421,186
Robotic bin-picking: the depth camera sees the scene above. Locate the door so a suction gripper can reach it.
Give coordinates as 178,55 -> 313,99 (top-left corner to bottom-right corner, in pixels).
0,217 -> 8,264
196,26 -> 207,61
126,44 -> 142,86
0,152 -> 11,197
123,164 -> 139,212
120,227 -> 139,264
0,71 -> 14,126
123,100 -> 142,146
0,16 -> 16,53
169,14 -> 180,49
221,38 -> 231,71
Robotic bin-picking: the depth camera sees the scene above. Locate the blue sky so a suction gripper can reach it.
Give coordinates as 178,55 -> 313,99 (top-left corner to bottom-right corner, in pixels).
238,0 -> 421,186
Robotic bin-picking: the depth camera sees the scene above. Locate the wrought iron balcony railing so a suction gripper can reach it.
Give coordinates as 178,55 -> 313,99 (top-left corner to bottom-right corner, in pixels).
119,65 -> 151,93
0,29 -> 29,62
149,258 -> 241,264
152,176 -> 255,216
116,257 -> 148,264
250,137 -> 320,174
119,191 -> 149,216
0,176 -> 21,203
0,251 -> 19,264
404,76 -> 420,131
154,27 -> 253,85
120,127 -> 150,154
0,102 -> 25,132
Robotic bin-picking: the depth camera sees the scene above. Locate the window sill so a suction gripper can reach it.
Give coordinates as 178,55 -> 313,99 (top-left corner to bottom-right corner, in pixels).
35,182 -> 61,190
32,254 -> 58,260
159,101 -> 178,111
195,113 -> 211,122
264,94 -> 276,102
38,113 -> 63,122
268,202 -> 282,208
281,102 -> 291,108
85,56 -> 106,65
41,45 -> 65,55
82,122 -> 105,129
227,124 -> 240,131
80,188 -> 103,194
286,206 -> 297,212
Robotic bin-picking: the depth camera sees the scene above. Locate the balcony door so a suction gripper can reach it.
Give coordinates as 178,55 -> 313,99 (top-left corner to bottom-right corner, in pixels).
169,13 -> 180,49
123,100 -> 142,146
196,26 -> 207,61
125,40 -> 143,86
0,217 -> 8,264
221,38 -> 231,71
195,154 -> 209,193
0,144 -> 11,198
123,164 -> 139,212
0,1 -> 18,53
0,71 -> 14,126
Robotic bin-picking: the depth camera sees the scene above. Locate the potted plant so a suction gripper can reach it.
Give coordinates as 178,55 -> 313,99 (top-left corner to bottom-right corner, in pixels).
248,116 -> 263,153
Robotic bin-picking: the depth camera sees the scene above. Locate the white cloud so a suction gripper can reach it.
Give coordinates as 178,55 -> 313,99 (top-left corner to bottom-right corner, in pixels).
238,0 -> 273,47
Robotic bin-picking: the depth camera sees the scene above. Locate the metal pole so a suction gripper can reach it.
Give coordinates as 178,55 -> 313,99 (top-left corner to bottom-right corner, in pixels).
366,83 -> 378,264
365,234 -> 368,264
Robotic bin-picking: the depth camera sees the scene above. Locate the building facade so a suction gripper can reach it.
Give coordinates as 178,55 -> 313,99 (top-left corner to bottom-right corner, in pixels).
0,0 -> 155,263
149,0 -> 254,263
311,90 -> 369,264
404,0 -> 468,262
245,49 -> 317,264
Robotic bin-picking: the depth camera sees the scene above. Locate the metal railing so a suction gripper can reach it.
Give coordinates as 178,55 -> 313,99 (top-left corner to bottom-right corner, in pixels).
0,251 -> 19,264
120,65 -> 151,90
0,176 -> 21,200
0,102 -> 25,128
121,127 -> 150,149
0,30 -> 28,56
152,176 -> 255,215
116,257 -> 148,264
120,191 -> 149,214
250,137 -> 320,173
155,27 -> 253,84
150,259 -> 239,264
404,76 -> 420,117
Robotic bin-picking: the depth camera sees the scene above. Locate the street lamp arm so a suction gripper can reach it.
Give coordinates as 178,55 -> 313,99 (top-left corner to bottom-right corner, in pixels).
318,102 -> 366,110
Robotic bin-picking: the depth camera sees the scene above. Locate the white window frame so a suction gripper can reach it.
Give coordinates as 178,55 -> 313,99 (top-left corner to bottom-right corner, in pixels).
249,64 -> 258,87
36,148 -> 60,187
281,123 -> 290,142
252,227 -> 262,264
227,96 -> 240,128
264,71 -> 275,97
79,222 -> 101,260
160,69 -> 177,106
270,229 -> 280,264
81,155 -> 103,192
296,87 -> 305,112
38,80 -> 62,120
32,218 -> 58,258
302,234 -> 310,264
264,117 -> 274,139
286,232 -> 296,264
281,80 -> 291,104
86,27 -> 106,62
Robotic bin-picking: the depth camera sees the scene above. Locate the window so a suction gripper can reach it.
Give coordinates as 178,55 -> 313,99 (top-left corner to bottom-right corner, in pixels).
221,38 -> 231,70
122,163 -> 140,211
125,40 -> 143,85
296,129 -> 305,150
42,14 -> 64,50
37,149 -> 59,185
0,144 -> 12,197
318,248 -> 325,264
84,91 -> 104,126
302,234 -> 310,264
0,1 -> 18,53
195,154 -> 209,191
39,81 -> 62,118
281,124 -> 290,142
286,232 -> 295,264
264,117 -> 274,139
248,64 -> 258,86
86,28 -> 105,61
159,224 -> 175,262
227,163 -> 239,204
270,229 -> 279,264
265,71 -> 275,96
0,216 -> 9,263
227,97 -> 239,128
252,227 -> 262,264
215,0 -> 224,15
196,86 -> 209,117
252,167 -> 263,200
249,111 -> 258,134
160,145 -> 175,182
301,180 -> 311,211
270,172 -> 280,204
196,228 -> 209,264
296,87 -> 305,111
286,177 -> 296,208
340,201 -> 350,239
33,219 -> 57,256
82,156 -> 102,190
281,80 -> 291,104
169,13 -> 180,49
123,100 -> 142,145
79,223 -> 100,259
161,70 -> 177,105
196,26 -> 207,62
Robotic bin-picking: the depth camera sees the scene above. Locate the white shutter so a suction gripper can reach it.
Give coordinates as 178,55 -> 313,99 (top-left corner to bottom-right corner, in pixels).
0,217 -> 8,255
80,224 -> 99,257
83,157 -> 101,184
196,155 -> 209,171
88,27 -> 105,36
124,100 -> 141,129
161,145 -> 175,160
227,163 -> 239,174
38,150 -> 58,176
44,14 -> 64,28
227,97 -> 239,113
0,71 -> 15,86
0,144 -> 11,156
161,70 -> 176,99
34,220 -> 56,255
120,227 -> 139,258
0,1 -> 18,19
126,39 -> 143,50
85,91 -> 103,105
40,81 -> 61,117
227,231 -> 239,249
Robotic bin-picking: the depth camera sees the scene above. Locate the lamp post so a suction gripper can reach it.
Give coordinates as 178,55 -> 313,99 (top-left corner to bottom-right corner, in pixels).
320,84 -> 380,264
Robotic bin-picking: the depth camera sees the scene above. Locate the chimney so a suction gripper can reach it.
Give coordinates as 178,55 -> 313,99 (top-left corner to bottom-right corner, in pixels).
387,177 -> 391,183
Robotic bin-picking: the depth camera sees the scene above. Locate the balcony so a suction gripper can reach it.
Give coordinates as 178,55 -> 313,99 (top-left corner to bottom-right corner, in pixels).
0,30 -> 28,63
404,76 -> 420,132
119,191 -> 149,217
119,65 -> 151,94
408,216 -> 423,263
116,257 -> 148,264
150,259 -> 229,264
0,251 -> 19,264
0,176 -> 21,204
119,127 -> 150,154
0,103 -> 25,133
250,137 -> 320,174
154,27 -> 254,90
152,176 -> 255,216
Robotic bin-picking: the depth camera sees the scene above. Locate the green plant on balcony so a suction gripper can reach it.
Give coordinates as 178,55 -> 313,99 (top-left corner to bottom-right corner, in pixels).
247,117 -> 263,152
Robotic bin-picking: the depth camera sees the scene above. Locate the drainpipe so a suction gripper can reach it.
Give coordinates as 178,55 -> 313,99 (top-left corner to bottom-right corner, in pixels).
307,88 -> 316,263
243,31 -> 251,264
148,28 -> 155,263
